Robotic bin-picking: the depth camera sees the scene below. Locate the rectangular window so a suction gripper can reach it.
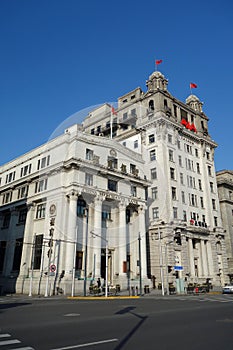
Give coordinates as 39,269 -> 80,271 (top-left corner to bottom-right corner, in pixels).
150,149 -> 156,161
0,241 -> 7,272
149,134 -> 155,143
178,155 -> 182,167
108,157 -> 118,169
76,251 -> 83,270
173,207 -> 178,219
169,150 -> 174,162
134,140 -> 138,149
108,179 -> 117,192
36,203 -> 46,219
183,210 -> 187,221
151,168 -> 157,180
37,156 -> 50,170
34,234 -> 43,270
20,164 -> 32,177
35,179 -> 48,193
172,187 -> 177,200
12,238 -> 23,271
123,112 -> 128,120
6,171 -> 15,184
170,168 -> 175,180
168,134 -> 172,143
200,197 -> 204,208
85,173 -> 93,186
18,185 -> 29,199
198,179 -> 202,191
151,187 -> 158,200
212,199 -> 216,210
18,208 -> 27,224
2,211 -> 11,228
181,191 -> 185,204
195,149 -> 199,157
2,191 -> 12,204
210,182 -> 214,193
197,163 -> 200,174
86,148 -> 94,160
91,128 -> 95,135
180,173 -> 184,185
152,207 -> 159,219
131,185 -> 137,197
208,165 -> 212,176
214,216 -> 218,227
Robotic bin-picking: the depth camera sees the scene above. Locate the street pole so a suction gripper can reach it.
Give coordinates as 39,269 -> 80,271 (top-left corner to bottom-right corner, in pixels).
138,233 -> 142,295
165,243 -> 169,296
158,227 -> 165,296
29,235 -> 36,297
84,208 -> 89,297
71,225 -> 78,297
105,240 -> 108,298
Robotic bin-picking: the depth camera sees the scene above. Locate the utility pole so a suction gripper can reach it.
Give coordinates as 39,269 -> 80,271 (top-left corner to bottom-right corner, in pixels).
138,233 -> 142,296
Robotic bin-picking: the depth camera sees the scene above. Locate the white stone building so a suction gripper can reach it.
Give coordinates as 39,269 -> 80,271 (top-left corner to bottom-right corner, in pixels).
216,170 -> 233,280
0,69 -> 229,296
0,125 -> 149,295
82,70 -> 229,291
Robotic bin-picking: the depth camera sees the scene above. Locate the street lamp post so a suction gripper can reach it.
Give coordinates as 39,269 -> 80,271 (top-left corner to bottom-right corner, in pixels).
91,231 -> 108,298
71,225 -> 78,297
158,227 -> 165,296
83,208 -> 89,297
138,233 -> 142,296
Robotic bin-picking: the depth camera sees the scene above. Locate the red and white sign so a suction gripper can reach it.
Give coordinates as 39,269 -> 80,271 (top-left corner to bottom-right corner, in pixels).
50,264 -> 56,272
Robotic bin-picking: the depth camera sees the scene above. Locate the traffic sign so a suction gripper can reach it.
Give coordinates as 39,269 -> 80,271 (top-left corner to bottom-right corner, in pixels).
50,264 -> 56,272
174,265 -> 183,271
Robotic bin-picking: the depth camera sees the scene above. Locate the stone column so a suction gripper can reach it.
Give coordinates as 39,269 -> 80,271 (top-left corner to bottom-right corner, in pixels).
4,207 -> 19,275
16,203 -> 36,294
196,241 -> 203,277
201,240 -> 209,276
93,195 -> 103,278
65,192 -> 78,276
206,240 -> 214,276
118,201 -> 127,276
188,238 -> 195,277
138,204 -> 147,279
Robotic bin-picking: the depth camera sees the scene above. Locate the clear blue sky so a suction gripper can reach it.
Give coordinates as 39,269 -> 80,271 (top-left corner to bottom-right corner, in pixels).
0,0 -> 232,171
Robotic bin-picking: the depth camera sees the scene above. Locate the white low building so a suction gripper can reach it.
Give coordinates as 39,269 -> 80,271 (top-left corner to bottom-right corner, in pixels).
0,125 -> 149,296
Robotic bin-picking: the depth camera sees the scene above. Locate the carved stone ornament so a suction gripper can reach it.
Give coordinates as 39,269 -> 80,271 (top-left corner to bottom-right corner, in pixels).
110,149 -> 117,157
49,204 -> 57,216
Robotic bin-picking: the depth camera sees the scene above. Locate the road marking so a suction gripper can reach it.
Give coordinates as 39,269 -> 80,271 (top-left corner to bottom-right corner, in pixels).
64,313 -> 80,317
50,338 -> 118,349
0,339 -> 21,346
11,347 -> 34,350
0,334 -> 10,338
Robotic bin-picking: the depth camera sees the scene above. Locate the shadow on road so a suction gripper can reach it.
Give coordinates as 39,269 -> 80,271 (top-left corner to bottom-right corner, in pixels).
0,302 -> 31,312
114,306 -> 148,349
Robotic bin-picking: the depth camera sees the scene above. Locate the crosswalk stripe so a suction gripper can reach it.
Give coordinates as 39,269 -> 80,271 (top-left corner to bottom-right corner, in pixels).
11,347 -> 34,350
0,334 -> 10,338
0,339 -> 21,346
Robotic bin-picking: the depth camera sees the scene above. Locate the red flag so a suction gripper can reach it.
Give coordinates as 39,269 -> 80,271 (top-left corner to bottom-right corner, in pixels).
111,106 -> 117,115
190,82 -> 197,89
156,59 -> 162,65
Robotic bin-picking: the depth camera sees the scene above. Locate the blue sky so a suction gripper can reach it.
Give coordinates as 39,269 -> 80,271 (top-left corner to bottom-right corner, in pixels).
0,0 -> 232,171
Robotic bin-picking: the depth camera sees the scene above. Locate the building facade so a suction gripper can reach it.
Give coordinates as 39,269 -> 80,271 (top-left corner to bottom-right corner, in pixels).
82,70 -> 229,291
216,170 -> 233,280
0,125 -> 149,295
0,69 -> 230,295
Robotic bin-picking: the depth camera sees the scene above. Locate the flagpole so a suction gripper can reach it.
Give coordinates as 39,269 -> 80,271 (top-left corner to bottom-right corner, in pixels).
110,107 -> 113,140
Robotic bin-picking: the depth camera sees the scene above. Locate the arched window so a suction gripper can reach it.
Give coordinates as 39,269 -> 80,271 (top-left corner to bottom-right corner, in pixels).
149,100 -> 154,111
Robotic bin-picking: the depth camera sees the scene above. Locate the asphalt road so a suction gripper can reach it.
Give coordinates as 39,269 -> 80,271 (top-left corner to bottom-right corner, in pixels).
1,294 -> 233,350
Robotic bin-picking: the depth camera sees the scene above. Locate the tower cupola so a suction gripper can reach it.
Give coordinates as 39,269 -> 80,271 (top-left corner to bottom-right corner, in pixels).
146,71 -> 168,92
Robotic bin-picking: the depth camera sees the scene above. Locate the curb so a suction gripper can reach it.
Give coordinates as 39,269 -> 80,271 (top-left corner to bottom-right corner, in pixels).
67,296 -> 140,300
